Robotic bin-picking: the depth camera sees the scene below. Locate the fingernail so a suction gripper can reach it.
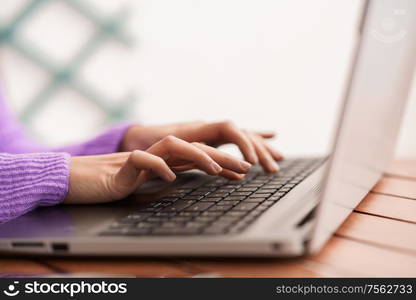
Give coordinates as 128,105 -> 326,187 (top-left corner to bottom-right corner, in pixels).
232,173 -> 245,180
240,161 -> 252,172
269,161 -> 280,173
210,162 -> 223,174
164,172 -> 176,182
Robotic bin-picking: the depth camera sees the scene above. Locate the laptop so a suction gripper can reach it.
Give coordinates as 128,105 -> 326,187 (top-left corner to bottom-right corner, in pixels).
0,0 -> 415,257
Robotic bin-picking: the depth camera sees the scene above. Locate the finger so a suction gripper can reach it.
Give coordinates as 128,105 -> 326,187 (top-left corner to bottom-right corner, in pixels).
219,169 -> 245,180
170,163 -> 195,172
216,121 -> 258,164
171,163 -> 245,180
115,150 -> 176,189
256,131 -> 276,139
147,136 -> 223,175
192,143 -> 251,173
250,134 -> 280,173
264,143 -> 284,161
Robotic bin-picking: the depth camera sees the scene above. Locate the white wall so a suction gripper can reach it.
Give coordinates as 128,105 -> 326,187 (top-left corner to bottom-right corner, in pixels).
1,0 -> 415,158
131,0 -> 415,158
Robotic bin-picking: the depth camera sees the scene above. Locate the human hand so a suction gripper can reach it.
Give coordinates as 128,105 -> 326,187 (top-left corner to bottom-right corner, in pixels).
121,121 -> 283,173
65,136 -> 251,204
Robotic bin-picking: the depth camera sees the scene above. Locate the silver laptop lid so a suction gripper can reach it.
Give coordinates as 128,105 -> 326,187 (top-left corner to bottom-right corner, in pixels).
310,0 -> 416,253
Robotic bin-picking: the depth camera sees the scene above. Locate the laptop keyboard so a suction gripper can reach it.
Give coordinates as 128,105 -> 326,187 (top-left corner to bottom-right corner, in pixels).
100,158 -> 324,237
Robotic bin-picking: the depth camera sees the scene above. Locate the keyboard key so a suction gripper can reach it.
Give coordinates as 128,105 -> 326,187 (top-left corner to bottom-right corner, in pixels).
257,188 -> 277,192
224,195 -> 246,201
243,198 -> 265,203
137,206 -> 161,213
257,204 -> 271,210
136,222 -> 155,229
158,197 -> 179,202
160,221 -> 186,228
246,194 -> 267,199
185,202 -> 215,212
264,184 -> 283,189
238,187 -> 258,192
200,197 -> 223,202
208,192 -> 230,198
252,192 -> 272,197
285,183 -> 296,188
201,211 -> 223,217
189,191 -> 211,196
217,200 -> 240,206
232,192 -> 252,196
273,191 -> 286,197
109,222 -> 133,229
155,212 -> 177,217
178,211 -> 200,217
207,205 -> 233,212
170,216 -> 193,222
215,216 -> 240,224
217,188 -> 236,193
182,195 -> 204,200
224,211 -> 247,217
162,200 -> 195,212
125,213 -> 152,222
146,217 -> 164,223
262,200 -> 275,207
185,222 -> 205,229
194,216 -> 217,223
232,203 -> 258,211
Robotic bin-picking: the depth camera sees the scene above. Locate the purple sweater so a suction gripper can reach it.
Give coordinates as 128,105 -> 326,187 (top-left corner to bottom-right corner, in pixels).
0,84 -> 131,223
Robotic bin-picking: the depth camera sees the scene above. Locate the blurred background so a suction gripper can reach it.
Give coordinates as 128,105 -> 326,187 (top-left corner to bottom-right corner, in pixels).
0,0 -> 414,157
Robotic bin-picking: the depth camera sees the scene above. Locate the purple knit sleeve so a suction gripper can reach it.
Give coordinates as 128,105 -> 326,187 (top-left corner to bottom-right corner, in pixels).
54,123 -> 132,156
0,152 -> 70,223
0,82 -> 133,223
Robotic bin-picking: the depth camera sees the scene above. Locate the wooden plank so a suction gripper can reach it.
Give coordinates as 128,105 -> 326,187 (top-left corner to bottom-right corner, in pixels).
372,177 -> 416,199
387,160 -> 416,180
177,258 -> 318,278
336,212 -> 416,254
308,236 -> 416,277
180,234 -> 416,278
0,259 -> 52,275
355,192 -> 416,223
44,258 -> 192,277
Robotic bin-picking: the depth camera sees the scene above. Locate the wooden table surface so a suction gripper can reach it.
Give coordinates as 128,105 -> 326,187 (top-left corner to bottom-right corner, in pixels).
1,160 -> 416,277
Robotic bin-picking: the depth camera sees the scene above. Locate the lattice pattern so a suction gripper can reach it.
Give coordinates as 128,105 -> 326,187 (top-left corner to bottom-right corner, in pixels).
0,0 -> 136,127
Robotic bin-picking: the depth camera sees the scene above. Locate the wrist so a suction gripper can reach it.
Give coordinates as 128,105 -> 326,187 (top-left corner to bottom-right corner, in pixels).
120,125 -> 144,152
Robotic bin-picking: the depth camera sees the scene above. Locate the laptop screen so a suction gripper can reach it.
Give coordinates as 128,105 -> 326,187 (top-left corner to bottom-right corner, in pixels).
310,0 -> 416,252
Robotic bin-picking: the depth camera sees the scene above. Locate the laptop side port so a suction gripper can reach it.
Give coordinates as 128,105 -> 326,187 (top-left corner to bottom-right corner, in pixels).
51,243 -> 69,253
11,241 -> 46,253
296,206 -> 317,228
11,242 -> 45,248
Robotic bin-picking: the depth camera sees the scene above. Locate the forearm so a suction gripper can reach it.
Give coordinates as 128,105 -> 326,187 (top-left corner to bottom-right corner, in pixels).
0,152 -> 70,223
53,124 -> 133,156
1,122 -> 133,156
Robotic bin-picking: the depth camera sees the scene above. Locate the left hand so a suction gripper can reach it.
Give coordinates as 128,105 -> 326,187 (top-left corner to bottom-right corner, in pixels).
120,121 -> 283,173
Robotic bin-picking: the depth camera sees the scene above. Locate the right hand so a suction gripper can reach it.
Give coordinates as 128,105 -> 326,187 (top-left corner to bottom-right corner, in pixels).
65,136 -> 252,204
